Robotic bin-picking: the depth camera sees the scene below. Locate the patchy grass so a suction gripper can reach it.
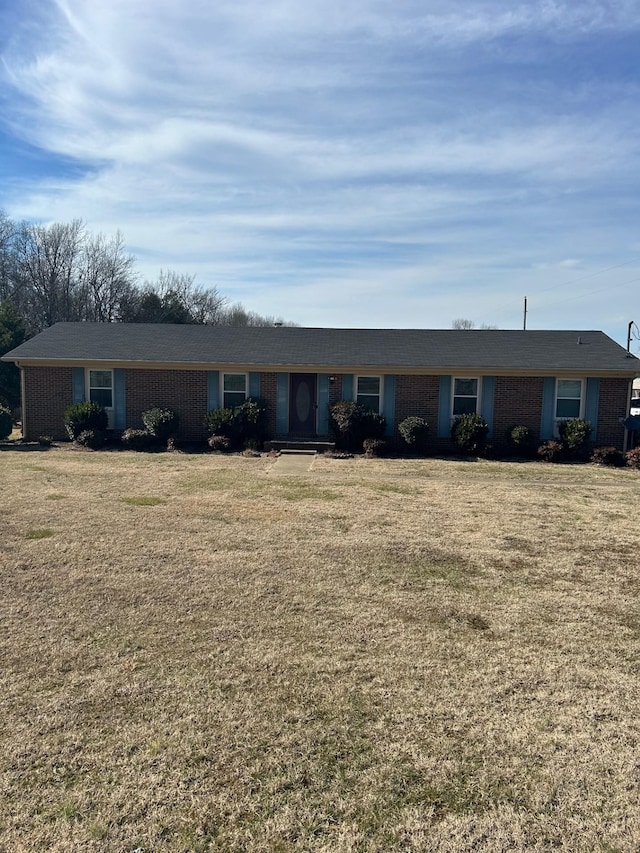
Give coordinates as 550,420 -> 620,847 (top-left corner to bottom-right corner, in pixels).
1,449 -> 640,851
120,496 -> 167,506
24,528 -> 54,539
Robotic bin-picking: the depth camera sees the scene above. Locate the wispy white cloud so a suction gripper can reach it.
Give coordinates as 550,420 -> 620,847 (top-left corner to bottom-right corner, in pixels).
1,0 -> 639,341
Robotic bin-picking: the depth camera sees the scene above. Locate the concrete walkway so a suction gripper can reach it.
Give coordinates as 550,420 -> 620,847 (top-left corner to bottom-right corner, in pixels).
268,451 -> 317,475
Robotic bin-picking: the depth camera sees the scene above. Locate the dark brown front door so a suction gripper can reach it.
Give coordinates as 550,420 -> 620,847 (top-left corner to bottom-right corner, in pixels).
289,373 -> 316,434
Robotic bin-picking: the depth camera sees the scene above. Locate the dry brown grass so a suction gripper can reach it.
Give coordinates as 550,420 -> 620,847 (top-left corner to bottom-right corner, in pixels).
1,446 -> 640,852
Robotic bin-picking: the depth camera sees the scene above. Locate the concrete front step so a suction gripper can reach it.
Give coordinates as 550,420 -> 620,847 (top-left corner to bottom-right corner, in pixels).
265,439 -> 335,453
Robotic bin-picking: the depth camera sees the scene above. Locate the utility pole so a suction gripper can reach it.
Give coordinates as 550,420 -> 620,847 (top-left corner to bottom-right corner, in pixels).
523,296 -> 527,331
628,320 -> 635,352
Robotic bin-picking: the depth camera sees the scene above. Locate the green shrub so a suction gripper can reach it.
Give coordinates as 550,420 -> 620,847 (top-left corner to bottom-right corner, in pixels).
626,446 -> 640,469
398,416 -> 429,454
141,407 -> 179,443
122,428 -> 155,450
450,413 -> 489,454
329,400 -> 386,452
208,434 -> 232,453
363,438 -> 388,457
506,424 -> 534,456
590,446 -> 625,467
204,398 -> 268,449
558,418 -> 592,459
0,405 -> 12,440
64,402 -> 108,440
75,429 -> 105,449
538,439 -> 564,463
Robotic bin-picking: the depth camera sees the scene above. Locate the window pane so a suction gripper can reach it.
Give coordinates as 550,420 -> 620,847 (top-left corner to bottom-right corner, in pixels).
357,376 -> 380,395
224,374 -> 246,392
224,391 -> 246,409
357,394 -> 380,412
454,378 -> 477,396
90,370 -> 112,389
453,396 -> 477,416
556,398 -> 581,418
90,388 -> 113,408
557,379 -> 581,399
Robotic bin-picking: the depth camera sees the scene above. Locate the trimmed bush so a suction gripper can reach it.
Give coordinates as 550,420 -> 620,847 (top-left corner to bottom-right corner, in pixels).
450,413 -> 489,455
208,434 -> 232,453
506,424 -> 534,457
329,400 -> 386,452
204,398 -> 268,449
122,428 -> 155,450
363,438 -> 388,458
626,446 -> 640,469
141,407 -> 179,443
590,446 -> 625,467
64,401 -> 108,440
398,416 -> 429,454
558,418 -> 592,459
538,439 -> 564,463
75,429 -> 105,449
0,405 -> 12,440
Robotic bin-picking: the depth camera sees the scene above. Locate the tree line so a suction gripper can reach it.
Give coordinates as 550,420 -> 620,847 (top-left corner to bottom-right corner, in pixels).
0,211 -> 294,410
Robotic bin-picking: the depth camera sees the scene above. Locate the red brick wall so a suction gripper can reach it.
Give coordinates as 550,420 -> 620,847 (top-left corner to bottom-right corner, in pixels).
125,369 -> 208,442
395,375 -> 440,426
22,366 -> 74,440
261,372 -> 278,438
597,378 -> 630,448
492,376 -> 545,446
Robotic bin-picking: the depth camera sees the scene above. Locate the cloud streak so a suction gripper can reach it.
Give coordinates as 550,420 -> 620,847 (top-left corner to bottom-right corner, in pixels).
1,0 -> 639,341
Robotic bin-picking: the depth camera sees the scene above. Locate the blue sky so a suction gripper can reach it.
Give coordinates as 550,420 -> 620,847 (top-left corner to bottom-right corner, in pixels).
1,0 -> 640,344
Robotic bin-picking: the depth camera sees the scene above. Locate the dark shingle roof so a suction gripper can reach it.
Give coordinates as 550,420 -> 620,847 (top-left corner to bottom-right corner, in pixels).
3,322 -> 639,375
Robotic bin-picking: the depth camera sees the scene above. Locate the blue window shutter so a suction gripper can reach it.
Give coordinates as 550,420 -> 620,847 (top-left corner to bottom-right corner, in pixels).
585,378 -> 600,441
113,369 -> 126,430
383,375 -> 396,436
437,376 -> 451,438
207,371 -> 219,411
342,374 -> 353,400
317,374 -> 330,435
276,373 -> 289,434
249,372 -> 261,398
480,376 -> 496,437
540,377 -> 556,439
72,368 -> 85,403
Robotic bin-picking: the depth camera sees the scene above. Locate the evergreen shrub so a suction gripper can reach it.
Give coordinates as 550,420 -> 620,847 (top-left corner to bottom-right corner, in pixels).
64,402 -> 108,440
450,413 -> 489,454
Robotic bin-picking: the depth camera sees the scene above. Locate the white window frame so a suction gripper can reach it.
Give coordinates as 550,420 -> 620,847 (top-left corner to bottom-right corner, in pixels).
554,378 -> 585,435
451,377 -> 482,420
86,368 -> 114,428
355,375 -> 383,414
221,372 -> 249,409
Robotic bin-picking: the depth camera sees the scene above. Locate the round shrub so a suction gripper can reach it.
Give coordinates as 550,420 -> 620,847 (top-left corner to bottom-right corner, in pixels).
398,416 -> 429,454
64,402 -> 108,440
208,434 -> 231,452
537,439 -> 564,463
141,407 -> 179,443
590,446 -> 625,467
363,438 -> 388,458
329,401 -> 386,452
626,446 -> 640,469
506,424 -> 534,457
0,405 -> 12,440
75,429 -> 105,449
558,418 -> 592,460
122,428 -> 154,450
204,398 -> 267,449
450,413 -> 489,455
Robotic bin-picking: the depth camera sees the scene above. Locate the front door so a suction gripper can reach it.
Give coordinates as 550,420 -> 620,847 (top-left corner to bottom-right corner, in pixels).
289,373 -> 317,434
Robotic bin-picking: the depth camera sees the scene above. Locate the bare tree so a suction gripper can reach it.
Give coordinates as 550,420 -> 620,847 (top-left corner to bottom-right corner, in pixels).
14,219 -> 85,331
452,318 -> 498,330
79,230 -> 138,322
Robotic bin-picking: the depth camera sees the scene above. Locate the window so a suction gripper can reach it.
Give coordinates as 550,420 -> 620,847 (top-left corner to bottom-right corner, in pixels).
88,370 -> 113,409
356,376 -> 382,412
555,379 -> 583,421
222,373 -> 247,408
452,377 -> 479,417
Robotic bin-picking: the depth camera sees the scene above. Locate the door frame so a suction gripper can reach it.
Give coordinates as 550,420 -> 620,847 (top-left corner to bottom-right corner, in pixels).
288,373 -> 317,434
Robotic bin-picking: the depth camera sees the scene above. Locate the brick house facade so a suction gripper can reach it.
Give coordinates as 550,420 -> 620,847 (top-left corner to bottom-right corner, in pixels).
5,324 -> 638,451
